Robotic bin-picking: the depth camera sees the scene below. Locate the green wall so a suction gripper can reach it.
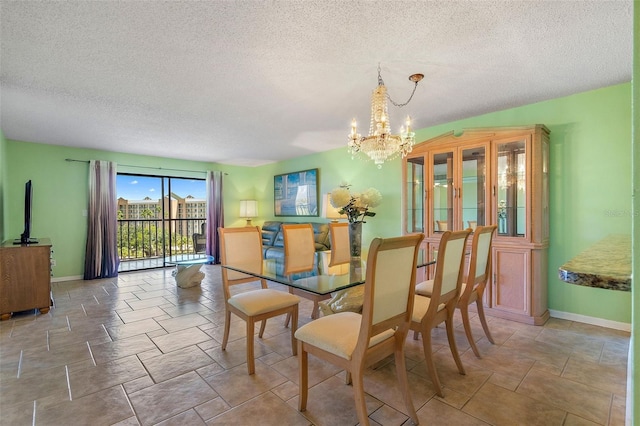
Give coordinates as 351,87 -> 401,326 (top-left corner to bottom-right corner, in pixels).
2,82 -> 632,326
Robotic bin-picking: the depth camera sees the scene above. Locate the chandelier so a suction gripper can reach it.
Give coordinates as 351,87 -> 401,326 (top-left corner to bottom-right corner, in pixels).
348,65 -> 423,168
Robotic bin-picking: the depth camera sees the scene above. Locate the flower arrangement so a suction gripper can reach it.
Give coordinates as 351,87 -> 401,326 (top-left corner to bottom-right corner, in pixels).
329,183 -> 382,223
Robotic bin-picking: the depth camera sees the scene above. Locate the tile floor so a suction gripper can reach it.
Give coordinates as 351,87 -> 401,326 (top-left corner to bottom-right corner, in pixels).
0,265 -> 630,425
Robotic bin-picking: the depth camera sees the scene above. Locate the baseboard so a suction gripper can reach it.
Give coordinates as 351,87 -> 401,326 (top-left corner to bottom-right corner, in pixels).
548,309 -> 631,332
51,275 -> 83,283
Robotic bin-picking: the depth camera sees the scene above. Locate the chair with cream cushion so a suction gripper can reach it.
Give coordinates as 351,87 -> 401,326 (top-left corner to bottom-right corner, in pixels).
416,225 -> 497,358
218,226 -> 300,375
436,220 -> 448,232
282,223 -> 330,324
410,229 -> 471,397
295,233 -> 424,426
328,222 -> 351,267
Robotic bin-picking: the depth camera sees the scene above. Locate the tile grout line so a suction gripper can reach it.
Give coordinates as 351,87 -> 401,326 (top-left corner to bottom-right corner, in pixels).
119,383 -> 139,423
597,340 -> 606,364
86,341 -> 97,366
606,393 -> 615,426
100,323 -> 112,343
32,400 -> 36,426
65,365 -> 72,401
559,353 -> 570,378
17,350 -> 23,378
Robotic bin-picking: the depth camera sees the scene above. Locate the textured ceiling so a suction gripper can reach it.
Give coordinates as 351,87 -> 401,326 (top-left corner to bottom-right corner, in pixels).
0,1 -> 633,167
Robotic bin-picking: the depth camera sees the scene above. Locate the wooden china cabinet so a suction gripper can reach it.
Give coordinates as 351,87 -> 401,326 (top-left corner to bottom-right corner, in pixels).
403,125 -> 550,325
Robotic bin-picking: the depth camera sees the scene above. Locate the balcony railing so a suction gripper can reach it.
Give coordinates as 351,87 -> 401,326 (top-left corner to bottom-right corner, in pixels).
117,218 -> 206,271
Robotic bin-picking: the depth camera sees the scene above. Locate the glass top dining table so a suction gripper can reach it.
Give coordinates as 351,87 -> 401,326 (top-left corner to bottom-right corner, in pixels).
220,249 -> 435,296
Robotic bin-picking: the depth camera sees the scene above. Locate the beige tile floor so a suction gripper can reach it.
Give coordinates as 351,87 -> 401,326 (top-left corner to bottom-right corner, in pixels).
0,265 -> 630,426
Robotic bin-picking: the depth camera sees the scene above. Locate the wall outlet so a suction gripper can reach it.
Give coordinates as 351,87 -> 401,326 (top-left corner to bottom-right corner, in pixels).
50,259 -> 56,267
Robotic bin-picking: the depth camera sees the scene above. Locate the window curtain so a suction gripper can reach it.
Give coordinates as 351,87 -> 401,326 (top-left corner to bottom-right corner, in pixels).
206,171 -> 224,263
84,160 -> 119,279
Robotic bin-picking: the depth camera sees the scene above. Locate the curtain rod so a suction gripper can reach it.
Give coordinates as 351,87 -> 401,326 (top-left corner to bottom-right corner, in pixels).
65,158 -> 228,175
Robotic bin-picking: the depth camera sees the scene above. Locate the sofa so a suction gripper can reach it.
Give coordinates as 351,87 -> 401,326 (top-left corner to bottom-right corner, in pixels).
260,221 -> 330,277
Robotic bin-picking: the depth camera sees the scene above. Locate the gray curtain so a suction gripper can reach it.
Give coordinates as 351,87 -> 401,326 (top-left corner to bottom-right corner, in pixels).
206,171 -> 224,263
84,160 -> 119,279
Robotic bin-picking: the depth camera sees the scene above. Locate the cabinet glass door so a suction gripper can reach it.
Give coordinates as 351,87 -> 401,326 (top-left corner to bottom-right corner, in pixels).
461,146 -> 486,231
541,139 -> 550,239
432,151 -> 454,233
406,157 -> 424,233
496,140 -> 526,237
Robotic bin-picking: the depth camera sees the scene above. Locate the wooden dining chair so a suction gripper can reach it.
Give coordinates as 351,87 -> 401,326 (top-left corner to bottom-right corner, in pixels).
435,220 -> 448,232
410,229 -> 471,397
282,224 -> 330,323
458,224 -> 497,357
218,226 -> 300,375
295,233 -> 424,426
417,225 -> 498,358
328,222 -> 350,267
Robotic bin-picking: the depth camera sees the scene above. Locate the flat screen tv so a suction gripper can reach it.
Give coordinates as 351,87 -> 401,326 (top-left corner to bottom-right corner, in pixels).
13,180 -> 38,245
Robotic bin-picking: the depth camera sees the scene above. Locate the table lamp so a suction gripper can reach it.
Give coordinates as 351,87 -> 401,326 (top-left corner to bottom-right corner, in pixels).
239,200 -> 258,226
322,193 -> 347,222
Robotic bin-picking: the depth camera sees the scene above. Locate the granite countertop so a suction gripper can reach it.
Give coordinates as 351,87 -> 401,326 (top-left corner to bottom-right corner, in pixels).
558,234 -> 631,291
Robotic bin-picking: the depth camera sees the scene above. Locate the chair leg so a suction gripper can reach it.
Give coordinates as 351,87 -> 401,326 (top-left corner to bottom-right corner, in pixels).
460,305 -> 481,358
476,297 -> 495,344
394,342 -> 418,425
351,362 -> 370,426
420,327 -> 444,398
445,313 -> 465,375
298,342 -> 308,412
290,306 -> 298,356
258,319 -> 267,338
222,310 -> 231,350
284,288 -> 294,327
246,318 -> 255,375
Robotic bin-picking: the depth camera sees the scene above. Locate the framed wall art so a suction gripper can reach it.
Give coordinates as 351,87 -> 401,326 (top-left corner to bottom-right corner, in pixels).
274,168 -> 319,217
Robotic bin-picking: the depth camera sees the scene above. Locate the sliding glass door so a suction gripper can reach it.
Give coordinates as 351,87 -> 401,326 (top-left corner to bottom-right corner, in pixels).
116,174 -> 206,272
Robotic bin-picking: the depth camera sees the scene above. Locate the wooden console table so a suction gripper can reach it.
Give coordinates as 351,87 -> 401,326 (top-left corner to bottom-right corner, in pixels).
0,238 -> 52,320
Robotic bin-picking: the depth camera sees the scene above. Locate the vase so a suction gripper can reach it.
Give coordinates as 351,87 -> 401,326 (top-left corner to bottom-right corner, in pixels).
348,221 -> 363,258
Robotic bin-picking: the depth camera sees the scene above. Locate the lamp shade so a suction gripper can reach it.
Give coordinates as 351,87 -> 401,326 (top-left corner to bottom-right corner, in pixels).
322,193 -> 346,221
239,200 -> 258,218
